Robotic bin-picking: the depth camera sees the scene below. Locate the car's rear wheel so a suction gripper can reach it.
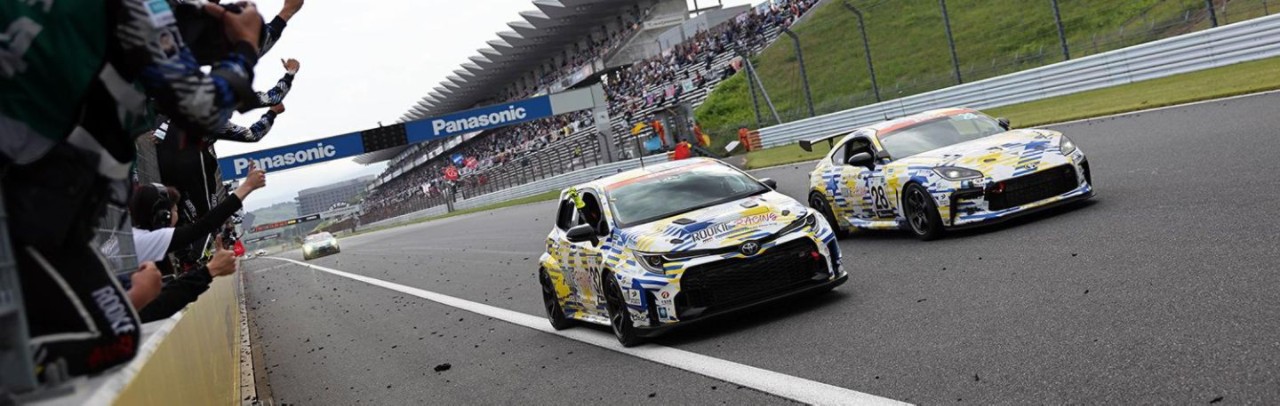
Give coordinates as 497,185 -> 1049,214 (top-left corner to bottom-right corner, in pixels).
903,184 -> 945,241
809,192 -> 848,238
539,269 -> 573,330
602,273 -> 643,347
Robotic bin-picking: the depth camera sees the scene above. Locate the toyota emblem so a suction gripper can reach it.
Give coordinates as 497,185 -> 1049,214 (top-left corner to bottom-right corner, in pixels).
740,241 -> 761,256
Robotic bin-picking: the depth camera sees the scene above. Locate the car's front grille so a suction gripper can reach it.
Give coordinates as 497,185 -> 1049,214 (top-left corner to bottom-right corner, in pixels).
986,165 -> 1078,211
675,239 -> 827,319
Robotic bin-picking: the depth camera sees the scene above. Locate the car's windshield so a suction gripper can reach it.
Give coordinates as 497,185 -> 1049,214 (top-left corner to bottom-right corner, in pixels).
879,113 -> 1006,158
607,163 -> 767,227
305,233 -> 331,242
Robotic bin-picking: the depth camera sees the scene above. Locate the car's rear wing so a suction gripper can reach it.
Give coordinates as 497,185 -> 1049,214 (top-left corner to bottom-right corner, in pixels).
798,132 -> 847,152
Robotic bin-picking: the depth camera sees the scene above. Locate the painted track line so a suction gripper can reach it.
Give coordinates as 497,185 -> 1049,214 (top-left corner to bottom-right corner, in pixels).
262,256 -> 908,406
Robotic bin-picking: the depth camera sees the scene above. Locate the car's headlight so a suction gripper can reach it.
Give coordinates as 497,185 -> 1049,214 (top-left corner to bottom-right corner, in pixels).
636,253 -> 666,275
1059,135 -> 1077,155
933,167 -> 984,181
778,212 -> 817,236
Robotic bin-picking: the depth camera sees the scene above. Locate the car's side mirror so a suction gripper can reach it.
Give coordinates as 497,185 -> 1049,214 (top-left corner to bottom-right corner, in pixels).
760,178 -> 778,189
847,152 -> 875,170
565,224 -> 598,245
997,117 -> 1011,130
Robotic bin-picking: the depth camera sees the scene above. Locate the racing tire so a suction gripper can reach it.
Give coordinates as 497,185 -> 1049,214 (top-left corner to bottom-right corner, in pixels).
602,273 -> 644,347
539,269 -> 573,330
903,184 -> 945,241
809,192 -> 848,239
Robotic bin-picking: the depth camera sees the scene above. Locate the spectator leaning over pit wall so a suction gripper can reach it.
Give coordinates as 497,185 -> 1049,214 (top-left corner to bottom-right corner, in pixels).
125,164 -> 264,322
0,0 -> 264,382
156,0 -> 305,220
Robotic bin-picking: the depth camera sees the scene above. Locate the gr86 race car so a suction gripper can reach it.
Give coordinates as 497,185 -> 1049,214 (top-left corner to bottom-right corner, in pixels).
804,108 -> 1094,240
539,158 -> 846,346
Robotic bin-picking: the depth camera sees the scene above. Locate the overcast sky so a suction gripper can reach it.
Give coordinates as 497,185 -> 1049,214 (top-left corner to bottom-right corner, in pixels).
221,0 -> 759,211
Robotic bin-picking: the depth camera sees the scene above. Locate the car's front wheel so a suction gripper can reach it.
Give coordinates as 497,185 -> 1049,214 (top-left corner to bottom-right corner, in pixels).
602,273 -> 643,347
903,184 -> 945,241
539,268 -> 573,330
809,192 -> 847,238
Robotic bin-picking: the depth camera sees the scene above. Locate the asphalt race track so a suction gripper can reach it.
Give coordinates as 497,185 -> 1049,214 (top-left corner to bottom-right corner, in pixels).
243,92 -> 1280,404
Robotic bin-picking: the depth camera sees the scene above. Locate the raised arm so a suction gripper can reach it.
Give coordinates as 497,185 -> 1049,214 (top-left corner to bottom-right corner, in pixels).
119,0 -> 264,132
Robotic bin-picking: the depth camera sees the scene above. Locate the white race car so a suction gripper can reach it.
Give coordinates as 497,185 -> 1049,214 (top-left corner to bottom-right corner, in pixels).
804,108 -> 1093,240
302,232 -> 340,260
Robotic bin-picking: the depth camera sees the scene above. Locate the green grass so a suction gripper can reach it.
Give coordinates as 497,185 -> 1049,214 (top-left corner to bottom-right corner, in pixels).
746,139 -> 833,169
695,0 -> 1271,131
986,56 -> 1280,126
743,55 -> 1280,169
348,190 -> 562,237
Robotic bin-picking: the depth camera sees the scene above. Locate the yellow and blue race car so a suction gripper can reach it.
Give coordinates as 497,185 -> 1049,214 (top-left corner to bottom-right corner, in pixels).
539,158 -> 846,346
803,108 -> 1094,240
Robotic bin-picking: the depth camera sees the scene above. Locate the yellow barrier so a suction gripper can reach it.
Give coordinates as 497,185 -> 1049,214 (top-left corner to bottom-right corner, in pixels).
113,275 -> 242,405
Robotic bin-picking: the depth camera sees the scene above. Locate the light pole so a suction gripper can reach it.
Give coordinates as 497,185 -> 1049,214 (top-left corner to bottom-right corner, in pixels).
939,0 -> 962,84
841,1 -> 880,102
1050,0 -> 1070,60
781,28 -> 816,117
1205,0 -> 1219,27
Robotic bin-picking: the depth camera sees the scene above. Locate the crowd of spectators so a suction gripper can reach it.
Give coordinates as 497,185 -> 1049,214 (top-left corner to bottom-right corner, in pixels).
361,0 -> 821,225
606,0 -> 820,121
360,112 -> 593,223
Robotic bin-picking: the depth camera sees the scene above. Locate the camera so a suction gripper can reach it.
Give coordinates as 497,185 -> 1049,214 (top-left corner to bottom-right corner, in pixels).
171,1 -> 267,65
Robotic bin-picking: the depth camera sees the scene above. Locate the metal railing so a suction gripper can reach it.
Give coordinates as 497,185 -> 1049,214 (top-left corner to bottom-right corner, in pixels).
757,12 -> 1280,148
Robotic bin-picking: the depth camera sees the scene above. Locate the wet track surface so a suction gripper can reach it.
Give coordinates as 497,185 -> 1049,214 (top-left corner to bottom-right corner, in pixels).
244,93 -> 1280,404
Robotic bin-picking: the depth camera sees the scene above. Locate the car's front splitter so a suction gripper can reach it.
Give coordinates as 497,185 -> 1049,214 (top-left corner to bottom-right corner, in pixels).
950,182 -> 1094,229
630,273 -> 848,338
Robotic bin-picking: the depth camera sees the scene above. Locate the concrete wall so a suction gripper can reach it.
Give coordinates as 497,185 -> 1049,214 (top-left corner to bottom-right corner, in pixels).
112,276 -> 243,405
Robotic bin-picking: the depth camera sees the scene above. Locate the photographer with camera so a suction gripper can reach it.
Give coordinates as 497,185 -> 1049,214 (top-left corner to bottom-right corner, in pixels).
131,163 -> 266,264
1,0 -> 265,381
136,234 -> 238,323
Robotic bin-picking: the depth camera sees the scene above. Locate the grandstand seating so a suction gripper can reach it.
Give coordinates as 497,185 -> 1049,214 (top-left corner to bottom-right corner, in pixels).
360,0 -> 816,224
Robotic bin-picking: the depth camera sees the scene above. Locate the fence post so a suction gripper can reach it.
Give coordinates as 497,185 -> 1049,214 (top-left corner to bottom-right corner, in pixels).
1205,0 -> 1218,27
840,1 -> 881,102
939,0 -> 962,84
1050,0 -> 1070,60
738,48 -> 764,128
780,28 -> 816,117
739,49 -> 783,124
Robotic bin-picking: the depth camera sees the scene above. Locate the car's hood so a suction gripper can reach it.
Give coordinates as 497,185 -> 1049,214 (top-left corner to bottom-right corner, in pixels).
616,191 -> 808,253
891,129 -> 1065,178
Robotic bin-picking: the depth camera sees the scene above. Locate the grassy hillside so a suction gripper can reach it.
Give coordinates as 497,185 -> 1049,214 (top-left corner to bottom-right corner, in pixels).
250,201 -> 299,223
696,0 -> 1273,134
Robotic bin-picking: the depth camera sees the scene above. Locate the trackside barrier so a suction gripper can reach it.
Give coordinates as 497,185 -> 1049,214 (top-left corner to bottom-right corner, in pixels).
452,154 -> 671,211
361,154 -> 673,230
89,275 -> 243,405
757,13 -> 1280,148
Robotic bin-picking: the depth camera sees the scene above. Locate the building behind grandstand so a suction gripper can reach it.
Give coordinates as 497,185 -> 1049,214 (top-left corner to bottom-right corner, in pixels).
298,175 -> 375,217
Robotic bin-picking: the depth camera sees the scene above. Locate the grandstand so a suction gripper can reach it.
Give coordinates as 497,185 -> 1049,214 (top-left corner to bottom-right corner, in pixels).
356,0 -> 821,224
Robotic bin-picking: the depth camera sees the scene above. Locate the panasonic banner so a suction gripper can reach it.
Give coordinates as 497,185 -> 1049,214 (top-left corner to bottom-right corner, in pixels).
220,132 -> 365,179
218,85 -> 612,180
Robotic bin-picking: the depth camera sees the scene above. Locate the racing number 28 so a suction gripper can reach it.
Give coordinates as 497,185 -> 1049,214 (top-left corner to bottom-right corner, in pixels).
870,185 -> 890,211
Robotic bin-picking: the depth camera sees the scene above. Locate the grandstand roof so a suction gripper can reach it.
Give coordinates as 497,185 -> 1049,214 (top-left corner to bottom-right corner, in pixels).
354,0 -> 644,165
